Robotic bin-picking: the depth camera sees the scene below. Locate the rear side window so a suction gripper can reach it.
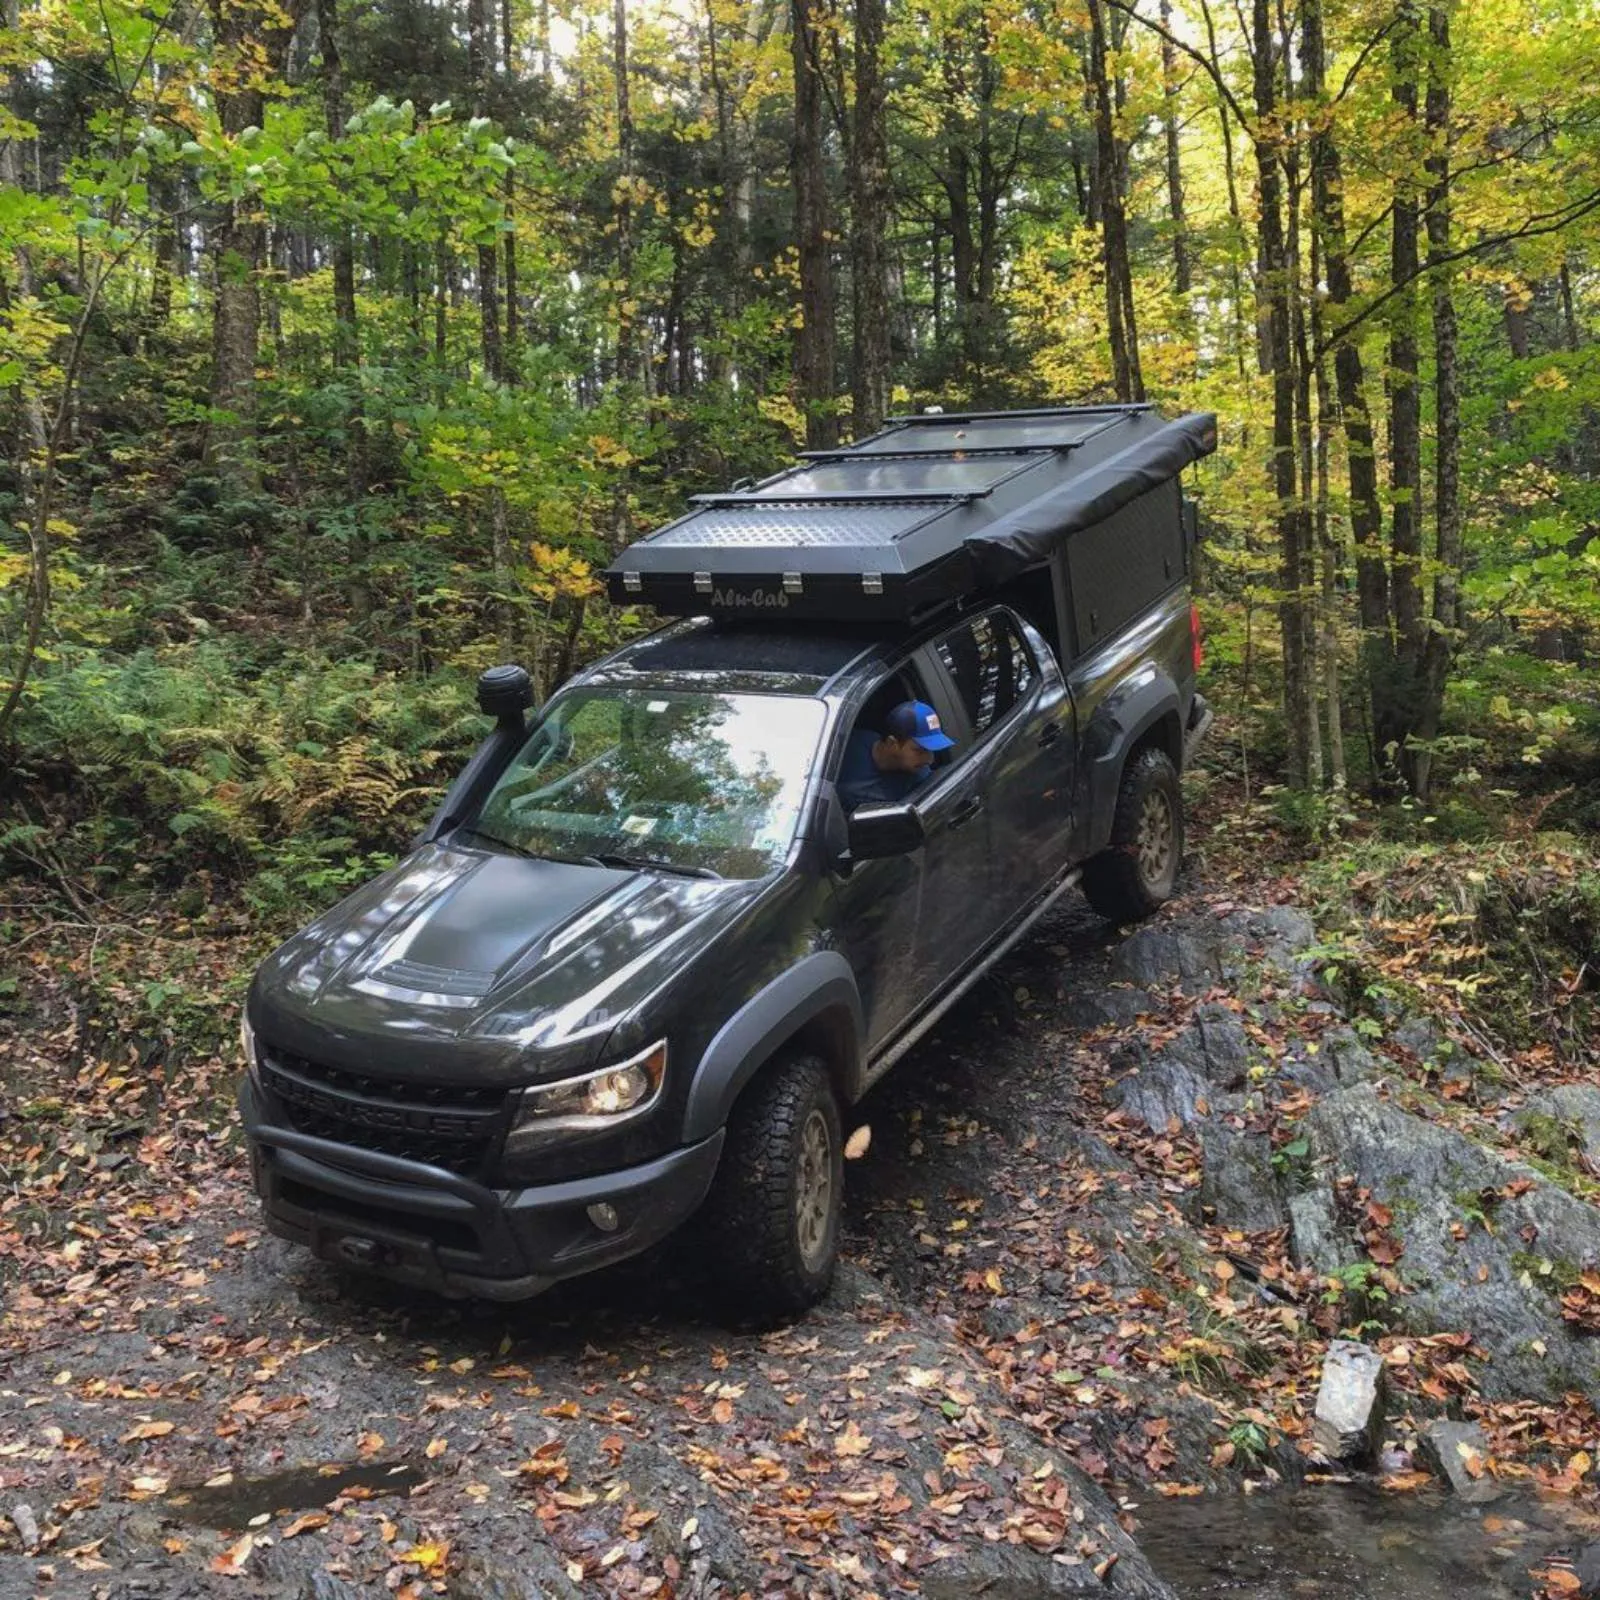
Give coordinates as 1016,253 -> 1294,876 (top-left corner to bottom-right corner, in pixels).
934,612 -> 1039,738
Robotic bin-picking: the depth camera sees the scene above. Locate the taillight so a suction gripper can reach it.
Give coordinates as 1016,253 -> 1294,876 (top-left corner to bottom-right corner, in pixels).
1190,603 -> 1204,672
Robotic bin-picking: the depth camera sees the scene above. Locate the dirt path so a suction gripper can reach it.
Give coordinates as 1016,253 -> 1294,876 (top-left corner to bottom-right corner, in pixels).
3,882 -> 1239,1600
8,854 -> 1563,1600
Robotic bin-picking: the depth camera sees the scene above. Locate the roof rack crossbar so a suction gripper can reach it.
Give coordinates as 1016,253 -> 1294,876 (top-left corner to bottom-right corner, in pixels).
686,489 -> 989,507
882,402 -> 1155,423
795,443 -> 1070,462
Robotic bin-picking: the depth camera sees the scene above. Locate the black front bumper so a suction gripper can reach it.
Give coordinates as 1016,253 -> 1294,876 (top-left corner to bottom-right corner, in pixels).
239,1077 -> 723,1299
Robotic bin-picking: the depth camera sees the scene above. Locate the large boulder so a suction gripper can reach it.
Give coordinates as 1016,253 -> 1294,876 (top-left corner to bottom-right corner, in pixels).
1109,907 -> 1317,994
1196,1124 -> 1288,1233
1110,1054 -> 1216,1132
1304,1085 -> 1600,1401
1515,1084 -> 1600,1167
1164,1003 -> 1253,1091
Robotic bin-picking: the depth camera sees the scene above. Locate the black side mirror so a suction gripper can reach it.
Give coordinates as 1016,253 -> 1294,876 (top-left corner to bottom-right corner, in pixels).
847,801 -> 925,861
478,664 -> 535,731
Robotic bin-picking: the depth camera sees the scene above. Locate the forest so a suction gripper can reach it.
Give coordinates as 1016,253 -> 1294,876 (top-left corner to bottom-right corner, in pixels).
4,0 -> 1600,1590
2,0 -> 1598,907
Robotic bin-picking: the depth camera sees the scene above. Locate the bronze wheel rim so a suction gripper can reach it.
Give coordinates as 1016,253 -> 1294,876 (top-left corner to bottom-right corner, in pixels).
1137,789 -> 1175,888
795,1109 -> 834,1271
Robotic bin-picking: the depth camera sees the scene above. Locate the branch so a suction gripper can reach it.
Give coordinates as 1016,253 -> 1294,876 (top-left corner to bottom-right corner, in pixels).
1332,18 -> 1397,105
1100,0 -> 1254,136
1314,189 -> 1600,359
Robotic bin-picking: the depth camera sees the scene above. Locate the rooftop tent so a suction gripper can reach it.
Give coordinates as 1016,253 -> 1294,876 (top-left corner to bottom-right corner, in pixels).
603,405 -> 1218,624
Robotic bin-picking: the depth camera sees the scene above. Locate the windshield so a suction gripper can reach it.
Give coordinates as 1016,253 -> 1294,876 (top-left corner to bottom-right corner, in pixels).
470,688 -> 827,879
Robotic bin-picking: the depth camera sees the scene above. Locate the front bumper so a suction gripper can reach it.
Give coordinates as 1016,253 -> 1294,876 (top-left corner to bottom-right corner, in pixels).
239,1076 -> 723,1299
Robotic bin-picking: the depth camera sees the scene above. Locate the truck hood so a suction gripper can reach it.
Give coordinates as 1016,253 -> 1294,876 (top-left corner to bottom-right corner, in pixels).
250,843 -> 761,1085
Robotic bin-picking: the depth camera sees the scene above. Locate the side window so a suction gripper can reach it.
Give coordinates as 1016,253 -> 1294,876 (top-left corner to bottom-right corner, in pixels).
934,612 -> 1039,739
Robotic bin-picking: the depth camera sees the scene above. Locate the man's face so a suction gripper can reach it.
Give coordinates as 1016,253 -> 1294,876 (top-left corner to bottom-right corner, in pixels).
880,735 -> 935,774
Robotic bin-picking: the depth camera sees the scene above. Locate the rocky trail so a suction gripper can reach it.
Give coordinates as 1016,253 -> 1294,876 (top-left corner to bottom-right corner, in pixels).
6,856 -> 1600,1599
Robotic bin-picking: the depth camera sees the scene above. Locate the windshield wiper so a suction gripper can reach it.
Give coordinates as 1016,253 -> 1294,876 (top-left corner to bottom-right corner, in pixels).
458,828 -> 591,867
584,852 -> 723,881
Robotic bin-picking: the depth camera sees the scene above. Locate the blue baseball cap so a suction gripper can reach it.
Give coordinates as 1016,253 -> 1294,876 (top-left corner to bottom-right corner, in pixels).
886,700 -> 956,751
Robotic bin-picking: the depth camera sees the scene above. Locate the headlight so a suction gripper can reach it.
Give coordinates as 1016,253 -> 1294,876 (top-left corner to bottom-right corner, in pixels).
240,1010 -> 257,1068
507,1040 -> 667,1148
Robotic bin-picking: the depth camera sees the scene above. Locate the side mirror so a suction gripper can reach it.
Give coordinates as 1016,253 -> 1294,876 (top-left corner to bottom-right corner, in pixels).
847,801 -> 925,862
478,664 -> 535,732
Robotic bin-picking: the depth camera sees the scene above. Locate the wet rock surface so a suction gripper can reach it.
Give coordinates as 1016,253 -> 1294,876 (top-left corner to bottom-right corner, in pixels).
1303,1084 -> 1600,1401
1418,1420 -> 1502,1504
5,882 -> 1600,1597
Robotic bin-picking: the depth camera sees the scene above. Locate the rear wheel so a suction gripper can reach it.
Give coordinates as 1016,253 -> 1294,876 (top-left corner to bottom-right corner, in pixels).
700,1052 -> 842,1324
1082,746 -> 1183,923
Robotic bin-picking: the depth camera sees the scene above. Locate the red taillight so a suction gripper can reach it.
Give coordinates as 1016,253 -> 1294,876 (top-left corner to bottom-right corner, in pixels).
1190,603 -> 1204,672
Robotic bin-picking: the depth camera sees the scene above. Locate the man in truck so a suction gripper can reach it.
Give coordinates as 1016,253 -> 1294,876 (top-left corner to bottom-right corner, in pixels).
836,700 -> 956,811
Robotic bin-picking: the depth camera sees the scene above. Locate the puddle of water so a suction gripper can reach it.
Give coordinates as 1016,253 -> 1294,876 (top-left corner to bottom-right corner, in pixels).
161,1460 -> 427,1529
1130,1481 -> 1586,1599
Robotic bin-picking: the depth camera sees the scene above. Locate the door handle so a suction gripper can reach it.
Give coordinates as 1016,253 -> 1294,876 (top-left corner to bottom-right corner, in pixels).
1038,721 -> 1063,748
949,796 -> 984,830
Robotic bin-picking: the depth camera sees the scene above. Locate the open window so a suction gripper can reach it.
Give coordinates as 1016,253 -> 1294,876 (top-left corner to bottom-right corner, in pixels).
930,610 -> 1040,741
835,662 -> 966,812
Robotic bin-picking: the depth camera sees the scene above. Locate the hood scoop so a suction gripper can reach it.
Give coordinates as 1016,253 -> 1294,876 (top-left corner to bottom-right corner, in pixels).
375,958 -> 495,998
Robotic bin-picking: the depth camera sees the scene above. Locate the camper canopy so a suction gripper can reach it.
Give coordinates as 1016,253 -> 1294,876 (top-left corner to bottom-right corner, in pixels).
603,404 -> 1218,625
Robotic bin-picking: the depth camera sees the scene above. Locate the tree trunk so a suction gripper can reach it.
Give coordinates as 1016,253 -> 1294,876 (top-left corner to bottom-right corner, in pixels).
849,0 -> 891,437
1250,0 -> 1311,788
1385,1 -> 1425,770
468,0 -> 503,382
1410,0 -> 1459,800
317,0 -> 358,372
206,0 -> 300,489
1087,0 -> 1141,401
792,0 -> 837,446
1559,260 -> 1581,351
1158,0 -> 1191,303
147,176 -> 179,338
317,0 -> 371,615
1199,0 -> 1248,382
1305,0 -> 1390,774
1503,287 -> 1530,358
611,0 -> 636,545
1286,65 -> 1322,790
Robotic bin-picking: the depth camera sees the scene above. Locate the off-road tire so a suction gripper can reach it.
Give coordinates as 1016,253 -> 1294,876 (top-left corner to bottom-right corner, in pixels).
701,1052 -> 843,1324
1081,745 -> 1184,923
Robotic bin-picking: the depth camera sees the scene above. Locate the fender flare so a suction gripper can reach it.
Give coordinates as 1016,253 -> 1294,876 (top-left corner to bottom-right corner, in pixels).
680,952 -> 865,1143
1081,670 -> 1184,856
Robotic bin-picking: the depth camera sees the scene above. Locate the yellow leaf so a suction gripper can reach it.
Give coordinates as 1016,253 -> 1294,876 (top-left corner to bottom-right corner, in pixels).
843,1125 -> 872,1160
121,1420 -> 176,1442
425,1437 -> 448,1459
407,1540 -> 450,1573
209,1533 -> 255,1574
834,1420 -> 872,1458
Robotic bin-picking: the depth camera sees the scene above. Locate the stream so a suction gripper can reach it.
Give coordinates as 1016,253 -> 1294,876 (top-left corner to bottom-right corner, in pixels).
1131,1480 -> 1594,1599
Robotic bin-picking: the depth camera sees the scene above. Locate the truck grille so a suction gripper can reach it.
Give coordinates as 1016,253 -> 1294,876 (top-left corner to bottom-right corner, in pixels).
261,1050 -> 506,1176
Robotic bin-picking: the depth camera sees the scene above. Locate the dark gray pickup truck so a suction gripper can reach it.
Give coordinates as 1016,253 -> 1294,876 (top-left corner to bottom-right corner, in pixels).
239,404 -> 1216,1319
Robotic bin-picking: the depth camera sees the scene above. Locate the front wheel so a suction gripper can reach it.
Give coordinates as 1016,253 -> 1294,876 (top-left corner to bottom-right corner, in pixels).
700,1052 -> 842,1324
1081,746 -> 1184,923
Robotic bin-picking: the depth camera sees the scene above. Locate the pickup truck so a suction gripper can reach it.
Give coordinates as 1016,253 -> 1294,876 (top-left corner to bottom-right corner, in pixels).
239,404 -> 1215,1319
